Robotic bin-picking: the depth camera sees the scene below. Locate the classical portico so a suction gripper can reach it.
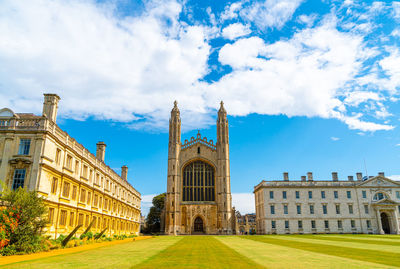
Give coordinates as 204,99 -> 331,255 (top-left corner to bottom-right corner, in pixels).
373,199 -> 400,234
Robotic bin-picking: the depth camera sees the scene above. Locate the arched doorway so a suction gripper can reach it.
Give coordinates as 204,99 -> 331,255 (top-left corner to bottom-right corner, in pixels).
381,212 -> 391,234
194,217 -> 204,233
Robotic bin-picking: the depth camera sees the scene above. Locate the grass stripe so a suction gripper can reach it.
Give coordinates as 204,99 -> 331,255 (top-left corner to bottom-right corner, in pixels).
1,236 -> 181,269
299,234 -> 400,246
245,235 -> 400,268
216,236 -> 391,269
336,234 -> 400,239
267,235 -> 400,253
135,236 -> 264,269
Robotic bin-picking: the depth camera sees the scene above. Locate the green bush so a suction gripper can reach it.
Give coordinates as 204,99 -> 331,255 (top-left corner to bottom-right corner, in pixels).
80,231 -> 93,240
1,244 -> 17,256
0,186 -> 47,255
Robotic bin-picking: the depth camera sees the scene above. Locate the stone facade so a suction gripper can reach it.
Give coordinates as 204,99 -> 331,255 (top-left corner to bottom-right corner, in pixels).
236,212 -> 256,235
0,94 -> 141,239
164,101 -> 235,235
255,172 -> 400,234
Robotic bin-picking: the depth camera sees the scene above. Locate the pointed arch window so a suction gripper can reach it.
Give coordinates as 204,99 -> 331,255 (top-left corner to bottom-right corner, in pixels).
182,161 -> 215,202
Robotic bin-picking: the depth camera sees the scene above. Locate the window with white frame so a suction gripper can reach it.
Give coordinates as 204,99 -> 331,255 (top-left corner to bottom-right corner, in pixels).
12,169 -> 26,190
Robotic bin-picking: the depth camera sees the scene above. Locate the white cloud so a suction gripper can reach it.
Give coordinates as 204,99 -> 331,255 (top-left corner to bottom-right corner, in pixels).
392,2 -> 400,19
297,14 -> 317,27
391,28 -> 400,37
239,0 -> 304,30
209,16 -> 393,131
221,23 -> 251,40
0,0 -> 396,133
0,0 -> 211,130
340,114 -> 394,131
331,137 -> 340,141
232,193 -> 254,214
379,48 -> 400,93
388,175 -> 400,181
220,2 -> 243,21
344,91 -> 381,107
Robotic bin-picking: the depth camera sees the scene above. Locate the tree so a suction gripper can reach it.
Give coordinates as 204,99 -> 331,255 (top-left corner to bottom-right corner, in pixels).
1,186 -> 47,254
145,193 -> 165,234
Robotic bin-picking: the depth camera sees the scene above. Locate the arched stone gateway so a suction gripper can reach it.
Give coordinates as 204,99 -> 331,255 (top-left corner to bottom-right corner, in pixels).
381,212 -> 391,234
194,217 -> 204,233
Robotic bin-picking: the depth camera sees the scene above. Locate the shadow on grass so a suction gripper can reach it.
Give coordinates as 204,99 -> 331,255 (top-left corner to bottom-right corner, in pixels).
244,235 -> 400,267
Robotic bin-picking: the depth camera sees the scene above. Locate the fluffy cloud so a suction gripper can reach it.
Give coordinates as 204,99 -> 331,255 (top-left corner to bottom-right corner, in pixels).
239,0 -> 304,30
0,0 -> 398,132
221,23 -> 251,40
209,17 -> 394,130
0,0 -> 211,129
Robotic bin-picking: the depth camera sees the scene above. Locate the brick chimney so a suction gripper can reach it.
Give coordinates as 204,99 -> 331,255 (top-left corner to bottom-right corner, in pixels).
96,142 -> 106,161
283,172 -> 289,181
356,172 -> 363,181
301,176 -> 306,181
348,176 -> 354,181
307,172 -> 313,181
378,172 -> 385,177
332,172 -> 338,181
121,165 -> 128,181
43,93 -> 60,123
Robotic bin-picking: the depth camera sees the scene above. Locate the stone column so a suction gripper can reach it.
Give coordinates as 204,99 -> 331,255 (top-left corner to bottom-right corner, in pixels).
376,209 -> 384,234
29,136 -> 45,190
392,209 -> 400,234
0,136 -> 14,189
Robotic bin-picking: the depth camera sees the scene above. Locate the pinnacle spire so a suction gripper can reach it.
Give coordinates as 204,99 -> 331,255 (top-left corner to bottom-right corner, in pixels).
218,100 -> 226,117
171,100 -> 180,116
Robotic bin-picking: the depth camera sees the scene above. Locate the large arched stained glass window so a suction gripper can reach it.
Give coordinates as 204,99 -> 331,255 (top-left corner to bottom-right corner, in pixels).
182,161 -> 215,202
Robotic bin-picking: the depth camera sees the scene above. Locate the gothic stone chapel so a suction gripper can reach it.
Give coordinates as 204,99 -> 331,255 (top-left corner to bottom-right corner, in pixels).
164,101 -> 235,235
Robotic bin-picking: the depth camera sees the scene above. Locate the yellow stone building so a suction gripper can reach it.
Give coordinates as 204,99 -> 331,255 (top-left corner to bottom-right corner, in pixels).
0,94 -> 141,238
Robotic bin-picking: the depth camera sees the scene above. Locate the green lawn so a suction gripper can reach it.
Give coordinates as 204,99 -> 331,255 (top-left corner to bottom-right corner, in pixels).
2,235 -> 400,268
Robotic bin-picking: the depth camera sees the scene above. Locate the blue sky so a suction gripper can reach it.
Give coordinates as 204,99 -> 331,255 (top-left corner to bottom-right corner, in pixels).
1,0 -> 400,215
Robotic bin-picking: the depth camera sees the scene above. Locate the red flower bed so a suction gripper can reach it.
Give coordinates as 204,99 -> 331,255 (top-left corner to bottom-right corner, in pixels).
0,206 -> 20,249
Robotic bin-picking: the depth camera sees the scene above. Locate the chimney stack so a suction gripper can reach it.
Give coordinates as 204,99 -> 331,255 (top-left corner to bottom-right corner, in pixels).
332,172 -> 338,181
348,175 -> 354,181
43,93 -> 60,123
96,142 -> 106,161
356,172 -> 363,181
283,172 -> 289,181
378,172 -> 385,177
121,165 -> 128,181
307,172 -> 313,181
301,176 -> 306,181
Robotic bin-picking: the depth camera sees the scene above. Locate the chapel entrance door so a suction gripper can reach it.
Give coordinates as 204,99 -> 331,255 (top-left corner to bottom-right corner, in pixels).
381,212 -> 391,234
194,217 -> 204,233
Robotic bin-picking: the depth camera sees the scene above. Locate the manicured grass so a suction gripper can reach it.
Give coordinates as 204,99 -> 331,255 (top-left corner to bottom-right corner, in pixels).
1,236 -> 181,269
135,236 -> 264,269
264,235 -> 400,253
300,234 -> 400,246
246,235 -> 400,267
216,236 -> 390,269
2,235 -> 400,268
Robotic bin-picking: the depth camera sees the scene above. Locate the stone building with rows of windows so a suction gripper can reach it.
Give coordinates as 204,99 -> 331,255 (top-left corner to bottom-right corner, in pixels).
254,172 -> 400,235
0,94 -> 141,238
